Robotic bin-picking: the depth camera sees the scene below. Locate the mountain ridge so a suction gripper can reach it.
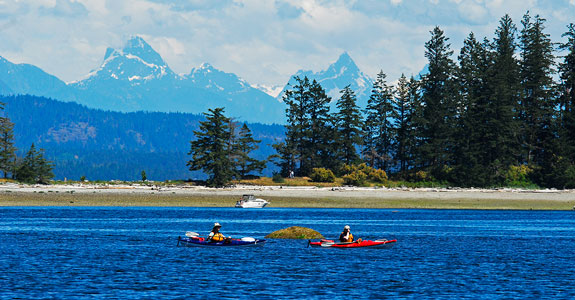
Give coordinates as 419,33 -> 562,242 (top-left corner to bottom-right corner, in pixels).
1,36 -> 380,123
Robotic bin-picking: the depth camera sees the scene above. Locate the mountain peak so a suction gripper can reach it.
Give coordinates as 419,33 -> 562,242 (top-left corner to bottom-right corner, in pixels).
336,52 -> 353,64
328,52 -> 359,74
121,36 -> 166,66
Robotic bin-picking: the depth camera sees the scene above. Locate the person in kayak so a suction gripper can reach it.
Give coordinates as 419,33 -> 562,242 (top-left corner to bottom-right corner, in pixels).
339,225 -> 354,243
207,222 -> 231,243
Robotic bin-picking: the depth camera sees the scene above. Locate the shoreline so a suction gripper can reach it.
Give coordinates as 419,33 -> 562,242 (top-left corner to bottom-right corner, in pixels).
1,183 -> 575,210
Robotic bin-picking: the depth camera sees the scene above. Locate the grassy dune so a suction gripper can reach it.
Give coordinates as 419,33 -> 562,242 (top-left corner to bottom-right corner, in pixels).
1,191 -> 574,210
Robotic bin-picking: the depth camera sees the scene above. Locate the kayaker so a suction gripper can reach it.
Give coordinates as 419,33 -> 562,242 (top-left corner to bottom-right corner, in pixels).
339,225 -> 354,243
207,222 -> 231,243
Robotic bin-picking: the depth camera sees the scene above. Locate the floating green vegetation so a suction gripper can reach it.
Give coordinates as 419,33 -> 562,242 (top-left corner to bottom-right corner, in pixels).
265,226 -> 324,239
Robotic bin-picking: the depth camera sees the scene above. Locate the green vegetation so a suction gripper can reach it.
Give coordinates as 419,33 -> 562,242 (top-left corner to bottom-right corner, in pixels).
265,226 -> 324,239
309,168 -> 336,183
187,108 -> 265,187
268,13 -> 575,189
14,144 -> 54,184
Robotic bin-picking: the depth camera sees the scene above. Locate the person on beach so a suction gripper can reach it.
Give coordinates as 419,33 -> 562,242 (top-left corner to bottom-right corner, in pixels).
207,222 -> 230,243
339,225 -> 354,243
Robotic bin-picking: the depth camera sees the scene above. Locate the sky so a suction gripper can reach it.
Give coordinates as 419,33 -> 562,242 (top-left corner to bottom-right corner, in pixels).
1,0 -> 575,89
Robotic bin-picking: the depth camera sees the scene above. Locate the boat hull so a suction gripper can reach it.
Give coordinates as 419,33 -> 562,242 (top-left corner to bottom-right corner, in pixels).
177,236 -> 266,247
309,239 -> 396,249
234,202 -> 269,208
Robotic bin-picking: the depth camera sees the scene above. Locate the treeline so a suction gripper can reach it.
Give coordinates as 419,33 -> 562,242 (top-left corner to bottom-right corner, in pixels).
273,13 -> 575,189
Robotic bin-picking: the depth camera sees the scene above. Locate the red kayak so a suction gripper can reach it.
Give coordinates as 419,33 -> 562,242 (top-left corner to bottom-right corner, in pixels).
308,239 -> 396,249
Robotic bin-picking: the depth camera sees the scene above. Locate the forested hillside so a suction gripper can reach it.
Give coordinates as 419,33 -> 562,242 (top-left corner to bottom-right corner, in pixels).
2,95 -> 284,181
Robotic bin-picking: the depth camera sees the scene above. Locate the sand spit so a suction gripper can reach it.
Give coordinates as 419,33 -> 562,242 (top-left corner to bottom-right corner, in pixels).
1,183 -> 575,209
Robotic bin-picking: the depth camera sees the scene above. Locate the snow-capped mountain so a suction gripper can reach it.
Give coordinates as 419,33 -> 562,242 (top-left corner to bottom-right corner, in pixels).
73,36 -> 178,85
278,52 -> 374,108
1,38 -> 380,124
67,36 -> 285,123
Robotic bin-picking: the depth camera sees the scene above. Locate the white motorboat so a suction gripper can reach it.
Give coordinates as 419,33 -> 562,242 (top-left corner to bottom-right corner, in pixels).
235,194 -> 270,208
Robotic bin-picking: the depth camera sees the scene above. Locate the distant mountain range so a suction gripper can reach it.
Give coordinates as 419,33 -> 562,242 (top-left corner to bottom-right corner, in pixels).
0,36 -> 376,123
2,95 -> 284,181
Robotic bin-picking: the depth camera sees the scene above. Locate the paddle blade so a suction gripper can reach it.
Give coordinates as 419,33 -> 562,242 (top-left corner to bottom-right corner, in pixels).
240,237 -> 256,242
185,231 -> 200,237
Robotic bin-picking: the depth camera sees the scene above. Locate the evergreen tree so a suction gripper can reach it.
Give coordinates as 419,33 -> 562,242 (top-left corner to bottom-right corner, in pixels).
486,14 -> 522,184
559,24 -> 575,157
0,104 -> 17,178
310,79 -> 336,171
554,23 -> 575,188
363,71 -> 394,172
274,76 -> 332,176
14,144 -> 53,184
393,75 -> 410,174
518,12 -> 556,184
35,147 -> 54,184
406,76 -> 423,173
234,123 -> 266,178
15,144 -> 37,183
419,26 -> 458,178
452,33 -> 492,186
187,107 -> 234,187
334,86 -> 363,167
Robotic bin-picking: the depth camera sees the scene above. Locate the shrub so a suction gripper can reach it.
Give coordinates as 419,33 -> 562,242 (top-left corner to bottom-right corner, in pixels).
343,170 -> 367,186
368,168 -> 388,183
504,165 -> 534,187
272,172 -> 285,183
415,170 -> 430,181
309,168 -> 336,182
340,163 -> 387,185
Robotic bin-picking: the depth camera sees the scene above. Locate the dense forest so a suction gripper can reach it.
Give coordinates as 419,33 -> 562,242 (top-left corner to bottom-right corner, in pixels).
274,13 -> 575,189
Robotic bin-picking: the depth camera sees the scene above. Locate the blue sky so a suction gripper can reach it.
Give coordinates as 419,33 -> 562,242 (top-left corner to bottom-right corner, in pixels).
1,0 -> 574,88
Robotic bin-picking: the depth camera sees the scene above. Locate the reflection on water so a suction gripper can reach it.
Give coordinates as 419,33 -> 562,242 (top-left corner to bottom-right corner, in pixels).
0,207 -> 574,299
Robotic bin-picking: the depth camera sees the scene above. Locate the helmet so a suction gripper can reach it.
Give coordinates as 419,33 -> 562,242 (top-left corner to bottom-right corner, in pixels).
214,222 -> 221,227
344,225 -> 350,230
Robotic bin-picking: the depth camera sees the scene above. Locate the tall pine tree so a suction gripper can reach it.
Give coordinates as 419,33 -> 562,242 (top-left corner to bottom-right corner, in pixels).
187,108 -> 234,187
419,26 -> 458,178
363,71 -> 394,171
233,123 -> 266,179
392,74 -> 411,174
274,76 -> 332,176
334,86 -> 363,168
452,33 -> 492,186
518,12 -> 556,185
486,14 -> 522,184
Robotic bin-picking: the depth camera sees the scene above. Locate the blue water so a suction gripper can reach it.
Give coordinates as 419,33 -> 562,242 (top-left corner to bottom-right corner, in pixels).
1,207 -> 574,299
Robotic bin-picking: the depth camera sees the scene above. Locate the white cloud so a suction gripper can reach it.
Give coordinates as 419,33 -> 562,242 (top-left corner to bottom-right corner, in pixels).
0,0 -> 574,87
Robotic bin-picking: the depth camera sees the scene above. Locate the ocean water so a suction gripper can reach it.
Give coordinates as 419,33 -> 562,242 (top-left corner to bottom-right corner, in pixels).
0,207 -> 574,299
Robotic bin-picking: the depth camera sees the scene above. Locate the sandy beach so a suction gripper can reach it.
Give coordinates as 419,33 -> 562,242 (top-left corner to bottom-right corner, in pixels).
1,183 -> 575,210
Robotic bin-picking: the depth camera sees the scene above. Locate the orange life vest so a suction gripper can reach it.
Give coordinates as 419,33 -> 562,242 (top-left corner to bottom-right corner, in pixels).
210,232 -> 225,242
339,232 -> 353,243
